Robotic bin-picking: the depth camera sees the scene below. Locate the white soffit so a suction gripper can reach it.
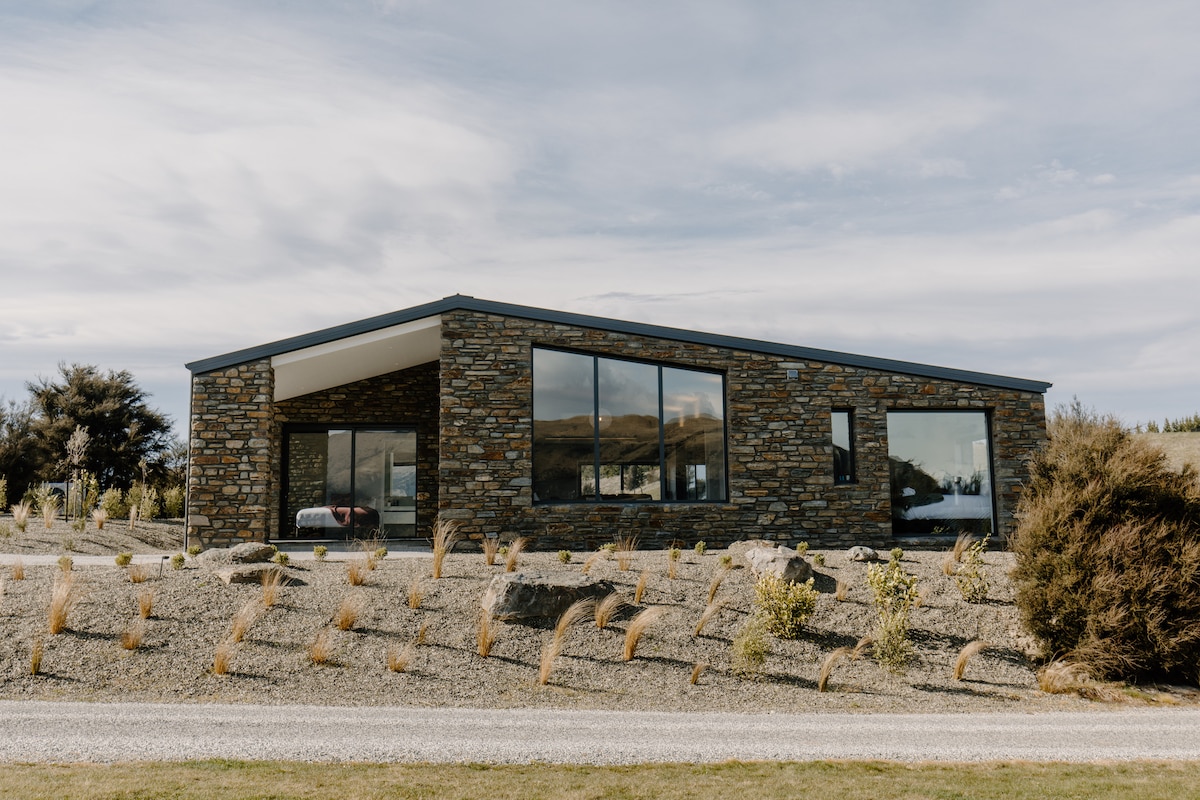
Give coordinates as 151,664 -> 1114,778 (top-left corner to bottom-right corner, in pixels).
271,315 -> 441,401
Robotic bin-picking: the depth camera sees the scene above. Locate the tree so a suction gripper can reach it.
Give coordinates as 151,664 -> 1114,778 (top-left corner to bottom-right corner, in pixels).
26,364 -> 174,491
0,398 -> 38,501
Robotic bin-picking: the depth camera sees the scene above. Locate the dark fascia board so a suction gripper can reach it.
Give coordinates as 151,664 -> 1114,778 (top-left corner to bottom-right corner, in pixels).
186,293 -> 1052,394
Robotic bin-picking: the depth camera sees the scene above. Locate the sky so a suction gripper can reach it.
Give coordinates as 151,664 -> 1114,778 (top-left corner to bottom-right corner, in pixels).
2,1 -> 1198,438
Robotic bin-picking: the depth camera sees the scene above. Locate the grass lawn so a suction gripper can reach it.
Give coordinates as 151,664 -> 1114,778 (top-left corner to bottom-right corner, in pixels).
2,760 -> 1199,800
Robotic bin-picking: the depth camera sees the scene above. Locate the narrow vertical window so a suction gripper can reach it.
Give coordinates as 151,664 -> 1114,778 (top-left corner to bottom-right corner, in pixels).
832,410 -> 855,484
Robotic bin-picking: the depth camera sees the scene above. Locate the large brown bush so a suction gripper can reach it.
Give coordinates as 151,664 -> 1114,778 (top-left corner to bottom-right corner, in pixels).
1011,403 -> 1200,684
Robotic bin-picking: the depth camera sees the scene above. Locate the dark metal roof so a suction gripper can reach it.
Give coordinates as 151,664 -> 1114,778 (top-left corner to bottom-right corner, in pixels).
186,294 -> 1052,393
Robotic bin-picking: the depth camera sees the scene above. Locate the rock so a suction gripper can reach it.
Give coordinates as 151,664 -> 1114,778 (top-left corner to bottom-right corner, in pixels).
848,546 -> 879,562
725,540 -> 773,564
745,545 -> 813,583
196,542 -> 277,568
481,571 -> 615,621
213,564 -> 302,586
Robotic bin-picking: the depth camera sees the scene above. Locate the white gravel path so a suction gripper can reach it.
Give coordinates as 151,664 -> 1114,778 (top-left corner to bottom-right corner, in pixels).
2,701 -> 1199,764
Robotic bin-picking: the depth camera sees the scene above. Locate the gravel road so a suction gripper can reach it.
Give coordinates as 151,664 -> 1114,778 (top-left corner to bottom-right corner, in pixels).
2,701 -> 1199,764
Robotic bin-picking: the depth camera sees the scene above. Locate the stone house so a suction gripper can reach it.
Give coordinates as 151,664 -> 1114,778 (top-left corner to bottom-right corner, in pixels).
184,295 -> 1050,551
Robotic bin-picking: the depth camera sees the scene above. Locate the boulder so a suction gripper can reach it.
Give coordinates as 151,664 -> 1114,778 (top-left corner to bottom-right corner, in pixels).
212,564 -> 303,586
745,545 -> 813,584
481,571 -> 615,621
196,542 -> 277,568
725,540 -> 773,564
848,546 -> 879,562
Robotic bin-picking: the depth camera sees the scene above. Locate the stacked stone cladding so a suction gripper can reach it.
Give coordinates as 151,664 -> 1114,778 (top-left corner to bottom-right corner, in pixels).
186,359 -> 275,546
439,309 -> 1046,550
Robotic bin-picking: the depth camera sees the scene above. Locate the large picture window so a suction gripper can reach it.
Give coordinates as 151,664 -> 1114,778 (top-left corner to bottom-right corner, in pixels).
283,426 -> 417,540
533,348 -> 726,503
887,411 -> 994,537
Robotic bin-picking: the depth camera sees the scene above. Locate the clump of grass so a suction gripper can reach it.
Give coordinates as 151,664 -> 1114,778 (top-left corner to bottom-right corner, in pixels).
633,570 -> 648,604
666,547 -> 682,580
539,598 -> 595,685
272,551 -> 290,566
952,531 -> 975,563
557,550 -> 572,564
477,608 -> 499,658
718,554 -> 733,568
431,517 -> 464,579
817,639 -> 870,692
595,593 -> 626,629
42,496 -> 60,529
707,562 -> 732,604
230,599 -> 261,643
261,570 -> 284,608
335,593 -> 364,631
120,620 -> 145,651
373,546 -> 388,562
407,578 -> 424,610
187,544 -> 203,558
57,555 -> 73,573
694,541 -> 707,556
416,620 -> 428,646
795,541 -> 809,557
312,545 -> 328,561
693,600 -> 725,636
689,662 -> 708,685
114,552 -> 133,567
92,506 -> 108,529
170,553 -> 185,570
137,588 -> 155,619
615,536 -> 638,571
953,534 -> 990,603
481,536 -> 500,566
308,629 -> 335,665
812,552 -> 826,567
953,640 -> 990,681
387,642 -> 415,673
941,550 -> 958,576
48,573 -> 79,634
129,563 -> 151,584
504,537 -> 529,573
30,638 -> 44,676
12,501 -> 32,532
347,559 -> 369,586
11,559 -> 25,581
580,551 -> 605,575
212,639 -> 236,675
731,615 -> 770,679
835,578 -> 850,602
1036,659 -> 1125,702
622,606 -> 666,661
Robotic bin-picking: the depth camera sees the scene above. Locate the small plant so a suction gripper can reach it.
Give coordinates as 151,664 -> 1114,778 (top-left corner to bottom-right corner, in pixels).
952,531 -> 974,563
129,563 -> 152,583
170,553 -> 185,570
407,578 -> 424,610
753,574 -> 818,639
161,485 -> 184,518
335,593 -> 363,631
539,598 -> 595,685
481,536 -> 500,566
689,662 -> 708,685
557,550 -> 572,564
137,485 -> 159,523
622,606 -> 666,661
599,542 -> 617,553
594,592 -> 625,629
12,501 -> 31,532
57,555 -> 73,573
633,570 -> 648,604
812,552 -> 826,567
476,608 -> 498,658
953,534 -> 990,603
416,620 -> 428,646
953,640 -> 990,681
374,546 -> 388,562
0,522 -> 10,539
312,545 -> 328,561
42,495 -> 60,529
505,537 -> 529,573
308,629 -> 335,665
817,638 -> 870,692
347,559 -> 369,586
693,600 -> 725,636
694,541 -> 707,556
63,537 -> 76,552
615,536 -> 637,571
272,551 -> 290,566
835,578 -> 850,602
99,487 -> 126,520
92,507 -> 108,530
731,615 -> 770,679
941,550 -> 957,576
259,570 -> 283,608
890,547 -> 904,562
11,559 -> 25,581
718,554 -> 733,568
30,638 -> 45,676
213,639 -> 236,675
115,552 -> 133,567
866,550 -> 920,671
127,504 -> 139,531
137,589 -> 155,619
666,547 -> 682,580
580,551 -> 605,574
230,600 -> 261,643
120,620 -> 145,651
1036,660 -> 1124,702
387,642 -> 415,673
187,544 -> 203,558
497,545 -> 509,557
707,562 -> 732,605
795,541 -> 809,557
431,517 -> 464,579
48,574 -> 79,634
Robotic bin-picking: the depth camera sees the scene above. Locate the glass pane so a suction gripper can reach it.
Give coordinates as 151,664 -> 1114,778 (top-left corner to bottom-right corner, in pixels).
597,357 -> 661,500
356,430 -> 416,538
533,349 -> 596,502
887,411 -> 994,536
832,410 -> 854,483
663,368 -> 726,501
287,429 -> 353,539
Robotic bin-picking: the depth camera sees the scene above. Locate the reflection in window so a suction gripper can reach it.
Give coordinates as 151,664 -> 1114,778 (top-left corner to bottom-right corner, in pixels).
284,428 -> 417,540
533,348 -> 727,503
831,410 -> 855,484
887,411 -> 994,536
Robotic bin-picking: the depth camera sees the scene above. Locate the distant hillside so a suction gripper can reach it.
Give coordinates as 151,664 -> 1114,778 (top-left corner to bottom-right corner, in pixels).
1136,432 -> 1200,472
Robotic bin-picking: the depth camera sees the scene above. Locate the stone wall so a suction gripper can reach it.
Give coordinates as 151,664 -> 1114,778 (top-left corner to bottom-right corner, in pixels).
438,310 -> 1046,550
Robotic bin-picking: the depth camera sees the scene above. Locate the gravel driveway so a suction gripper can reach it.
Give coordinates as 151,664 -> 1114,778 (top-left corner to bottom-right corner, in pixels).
2,701 -> 1199,764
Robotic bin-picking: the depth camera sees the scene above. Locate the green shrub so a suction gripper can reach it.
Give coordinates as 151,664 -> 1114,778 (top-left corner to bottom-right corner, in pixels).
694,541 -> 707,556
953,534 -> 990,603
794,541 -> 809,557
0,477 -> 7,510
115,552 -> 133,567
186,544 -> 202,557
313,545 -> 328,561
273,551 -> 290,566
718,554 -> 733,568
170,553 -> 186,570
161,485 -> 185,518
753,574 -> 818,639
137,486 -> 159,522
866,550 -> 919,671
731,615 -> 770,679
557,550 -> 572,564
1011,403 -> 1200,683
99,488 -> 127,520
374,546 -> 388,561
812,552 -> 826,567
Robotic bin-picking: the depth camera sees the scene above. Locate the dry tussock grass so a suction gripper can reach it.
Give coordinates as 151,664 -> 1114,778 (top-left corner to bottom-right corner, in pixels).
346,560 -> 369,587
835,578 -> 850,602
431,517 -> 463,579
538,598 -> 594,685
308,629 -> 335,665
230,600 -> 262,643
335,593 -> 364,631
11,559 -> 25,581
120,620 -> 145,651
693,600 -> 725,637
689,662 -> 708,685
707,562 -> 732,605
1036,660 -> 1126,702
128,563 -> 152,584
212,639 -> 236,676
476,608 -> 498,658
622,606 -> 667,661
407,578 -> 424,610
615,536 -> 638,571
260,570 -> 284,608
48,573 -> 80,634
137,588 -> 155,619
634,570 -> 648,604
387,642 -> 415,673
29,638 -> 44,675
953,640 -> 990,681
504,537 -> 529,573
594,593 -> 625,629
481,536 -> 500,567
